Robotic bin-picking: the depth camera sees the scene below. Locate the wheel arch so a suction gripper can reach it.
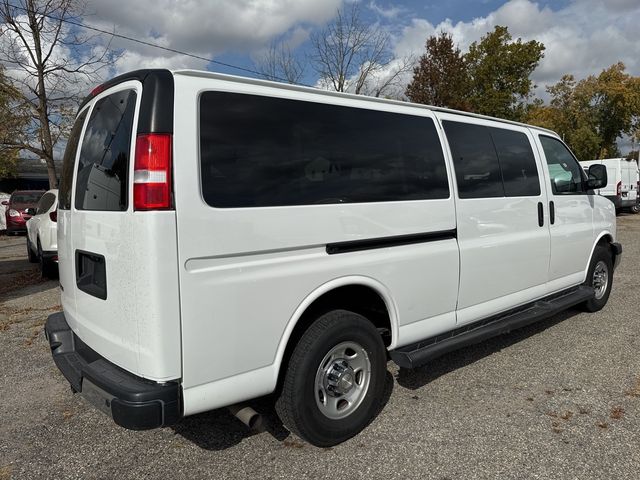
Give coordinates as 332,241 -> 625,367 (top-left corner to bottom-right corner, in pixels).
272,276 -> 399,386
584,231 -> 615,281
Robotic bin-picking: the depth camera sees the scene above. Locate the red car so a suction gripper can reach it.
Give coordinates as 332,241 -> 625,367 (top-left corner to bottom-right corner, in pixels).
2,190 -> 45,235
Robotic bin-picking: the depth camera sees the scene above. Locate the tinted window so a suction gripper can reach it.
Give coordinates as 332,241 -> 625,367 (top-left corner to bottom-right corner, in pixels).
59,110 -> 88,210
443,121 -> 504,198
36,193 -> 56,214
75,89 -> 137,211
489,127 -> 540,197
539,136 -> 585,194
200,92 -> 449,208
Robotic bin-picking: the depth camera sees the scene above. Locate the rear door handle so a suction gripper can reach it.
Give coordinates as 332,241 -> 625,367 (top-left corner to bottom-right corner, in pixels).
549,201 -> 555,225
537,202 -> 544,227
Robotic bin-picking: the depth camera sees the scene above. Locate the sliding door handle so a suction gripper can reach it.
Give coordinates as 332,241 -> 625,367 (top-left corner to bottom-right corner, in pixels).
549,201 -> 555,225
537,202 -> 544,227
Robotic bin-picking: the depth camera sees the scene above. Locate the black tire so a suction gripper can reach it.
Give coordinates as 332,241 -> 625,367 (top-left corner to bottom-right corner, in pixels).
38,239 -> 57,279
581,244 -> 613,312
276,310 -> 387,447
26,237 -> 38,263
630,204 -> 639,214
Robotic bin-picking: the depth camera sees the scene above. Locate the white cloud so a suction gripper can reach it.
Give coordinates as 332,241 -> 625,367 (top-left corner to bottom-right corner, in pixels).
388,0 -> 640,97
84,0 -> 343,74
368,1 -> 404,19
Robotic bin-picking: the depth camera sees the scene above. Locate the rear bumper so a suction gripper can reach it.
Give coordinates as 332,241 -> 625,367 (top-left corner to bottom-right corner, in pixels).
44,312 -> 182,430
604,195 -> 622,208
5,216 -> 28,231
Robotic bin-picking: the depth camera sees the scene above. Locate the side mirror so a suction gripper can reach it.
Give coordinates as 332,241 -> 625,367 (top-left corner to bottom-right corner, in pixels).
1,200 -> 8,206
587,164 -> 607,190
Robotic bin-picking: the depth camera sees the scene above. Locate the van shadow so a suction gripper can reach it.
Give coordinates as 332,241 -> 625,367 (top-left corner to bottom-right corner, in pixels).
395,308 -> 582,390
172,370 -> 395,451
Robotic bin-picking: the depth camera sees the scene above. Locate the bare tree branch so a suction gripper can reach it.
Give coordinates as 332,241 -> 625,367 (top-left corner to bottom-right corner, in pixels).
0,0 -> 118,188
309,2 -> 403,97
255,40 -> 305,85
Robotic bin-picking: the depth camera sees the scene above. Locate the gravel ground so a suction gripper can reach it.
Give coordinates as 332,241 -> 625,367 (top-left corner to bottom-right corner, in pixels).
0,217 -> 639,480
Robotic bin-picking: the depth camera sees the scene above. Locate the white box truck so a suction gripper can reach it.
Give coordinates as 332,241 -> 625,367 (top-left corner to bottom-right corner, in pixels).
581,158 -> 640,214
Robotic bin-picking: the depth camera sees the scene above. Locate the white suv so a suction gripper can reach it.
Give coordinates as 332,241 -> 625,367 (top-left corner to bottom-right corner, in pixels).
44,69 -> 621,447
26,189 -> 58,278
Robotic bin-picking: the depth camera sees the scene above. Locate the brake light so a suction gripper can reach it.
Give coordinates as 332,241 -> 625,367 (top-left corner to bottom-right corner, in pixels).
49,209 -> 57,222
616,181 -> 622,196
133,134 -> 173,210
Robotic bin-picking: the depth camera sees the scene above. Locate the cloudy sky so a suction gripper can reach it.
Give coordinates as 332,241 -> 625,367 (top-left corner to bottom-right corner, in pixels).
81,0 -> 640,98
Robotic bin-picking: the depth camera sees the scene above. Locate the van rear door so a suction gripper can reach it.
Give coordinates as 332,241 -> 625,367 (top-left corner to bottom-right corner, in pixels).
58,73 -> 181,381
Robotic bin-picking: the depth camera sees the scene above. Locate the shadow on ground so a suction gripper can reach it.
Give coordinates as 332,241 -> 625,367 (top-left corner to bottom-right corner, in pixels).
396,308 -> 582,390
172,310 -> 582,450
173,370 -> 395,451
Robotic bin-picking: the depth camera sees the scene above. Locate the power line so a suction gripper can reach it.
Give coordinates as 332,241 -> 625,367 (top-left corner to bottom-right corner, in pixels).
6,3 -> 311,87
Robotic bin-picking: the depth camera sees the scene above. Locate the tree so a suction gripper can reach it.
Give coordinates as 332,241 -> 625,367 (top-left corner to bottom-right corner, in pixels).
528,64 -> 640,160
0,66 -> 28,178
310,2 -> 413,98
405,31 -> 469,110
465,26 -> 544,121
583,63 -> 640,157
0,0 -> 117,188
255,40 -> 305,85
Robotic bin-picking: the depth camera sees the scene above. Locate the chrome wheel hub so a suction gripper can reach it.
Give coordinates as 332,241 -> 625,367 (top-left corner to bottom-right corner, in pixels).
592,260 -> 609,300
315,341 -> 371,420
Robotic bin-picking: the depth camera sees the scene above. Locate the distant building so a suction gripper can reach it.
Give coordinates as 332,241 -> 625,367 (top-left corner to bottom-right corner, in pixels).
0,157 -> 61,192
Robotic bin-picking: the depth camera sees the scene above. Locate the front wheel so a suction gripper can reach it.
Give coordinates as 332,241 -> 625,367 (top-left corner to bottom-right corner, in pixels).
276,310 -> 387,447
581,245 -> 613,312
630,204 -> 639,214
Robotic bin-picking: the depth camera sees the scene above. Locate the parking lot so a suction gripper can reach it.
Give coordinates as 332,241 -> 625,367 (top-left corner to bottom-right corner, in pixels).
0,215 -> 638,480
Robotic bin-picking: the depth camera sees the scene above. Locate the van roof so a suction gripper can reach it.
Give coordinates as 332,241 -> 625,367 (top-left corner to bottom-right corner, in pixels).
173,69 -> 558,136
85,68 -> 558,136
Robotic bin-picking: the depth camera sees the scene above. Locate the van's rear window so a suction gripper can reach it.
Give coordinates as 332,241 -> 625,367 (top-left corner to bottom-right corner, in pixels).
199,92 -> 449,208
74,89 -> 137,211
59,109 -> 88,210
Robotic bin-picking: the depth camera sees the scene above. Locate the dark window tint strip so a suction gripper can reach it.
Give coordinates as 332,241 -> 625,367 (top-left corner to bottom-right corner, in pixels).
199,92 -> 450,208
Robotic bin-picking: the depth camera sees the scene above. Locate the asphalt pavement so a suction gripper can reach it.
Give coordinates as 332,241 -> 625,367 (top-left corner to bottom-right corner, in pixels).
0,216 -> 638,480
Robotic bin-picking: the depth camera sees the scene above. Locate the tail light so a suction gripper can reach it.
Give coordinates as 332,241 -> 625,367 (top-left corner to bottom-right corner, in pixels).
616,181 -> 622,196
49,209 -> 57,222
133,134 -> 173,210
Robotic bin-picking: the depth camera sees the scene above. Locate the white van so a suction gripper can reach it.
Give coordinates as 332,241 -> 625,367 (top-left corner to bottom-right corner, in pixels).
45,69 -> 622,447
581,158 -> 640,214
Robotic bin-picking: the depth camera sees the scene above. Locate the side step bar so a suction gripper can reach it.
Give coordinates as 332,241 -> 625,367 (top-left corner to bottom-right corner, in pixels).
390,286 -> 594,369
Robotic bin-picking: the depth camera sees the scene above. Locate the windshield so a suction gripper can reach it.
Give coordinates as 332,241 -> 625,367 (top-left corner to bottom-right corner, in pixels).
10,192 -> 43,204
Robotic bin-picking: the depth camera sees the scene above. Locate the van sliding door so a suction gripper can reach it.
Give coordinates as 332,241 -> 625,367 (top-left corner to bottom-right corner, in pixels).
438,114 -> 551,325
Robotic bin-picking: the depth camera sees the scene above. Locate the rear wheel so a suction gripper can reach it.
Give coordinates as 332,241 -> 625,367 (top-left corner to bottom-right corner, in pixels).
630,204 -> 639,214
276,310 -> 387,447
581,245 -> 613,312
38,239 -> 57,279
26,237 -> 38,263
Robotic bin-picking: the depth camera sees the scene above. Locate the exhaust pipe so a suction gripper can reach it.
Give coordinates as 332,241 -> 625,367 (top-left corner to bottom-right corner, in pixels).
227,404 -> 263,431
